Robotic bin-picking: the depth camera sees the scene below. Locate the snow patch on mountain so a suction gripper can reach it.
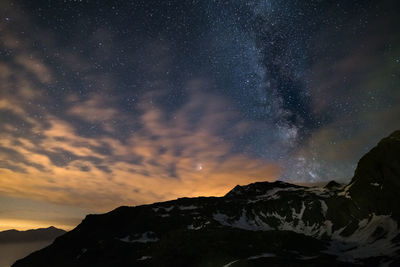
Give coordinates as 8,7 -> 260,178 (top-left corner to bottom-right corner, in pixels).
120,231 -> 159,243
320,200 -> 328,217
179,205 -> 198,210
292,201 -> 306,220
338,183 -> 353,199
247,252 -> 276,259
222,259 -> 239,267
187,224 -> 202,230
327,214 -> 399,262
137,256 -> 152,261
152,206 -> 174,212
213,209 -> 272,231
304,187 -> 331,197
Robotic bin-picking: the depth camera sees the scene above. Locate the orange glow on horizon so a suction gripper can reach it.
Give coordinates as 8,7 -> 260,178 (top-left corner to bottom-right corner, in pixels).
0,218 -> 74,232
0,86 -> 281,224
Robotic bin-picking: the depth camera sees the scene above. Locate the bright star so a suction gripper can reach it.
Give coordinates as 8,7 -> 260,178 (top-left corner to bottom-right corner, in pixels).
196,163 -> 203,171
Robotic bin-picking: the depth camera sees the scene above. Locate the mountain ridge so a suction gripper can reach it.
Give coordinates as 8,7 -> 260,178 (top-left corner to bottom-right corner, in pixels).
13,131 -> 400,267
0,226 -> 66,243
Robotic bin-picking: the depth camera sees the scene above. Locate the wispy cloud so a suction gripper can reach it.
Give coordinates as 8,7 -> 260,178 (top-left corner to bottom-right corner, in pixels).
0,11 -> 280,217
0,86 -> 280,210
67,94 -> 119,123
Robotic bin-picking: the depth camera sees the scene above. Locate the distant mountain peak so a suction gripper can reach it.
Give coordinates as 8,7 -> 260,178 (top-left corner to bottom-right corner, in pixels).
324,180 -> 342,189
225,180 -> 303,198
388,130 -> 400,140
0,227 -> 66,244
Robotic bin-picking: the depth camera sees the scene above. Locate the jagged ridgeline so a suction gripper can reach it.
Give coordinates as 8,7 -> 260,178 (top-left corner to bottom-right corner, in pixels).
13,131 -> 400,267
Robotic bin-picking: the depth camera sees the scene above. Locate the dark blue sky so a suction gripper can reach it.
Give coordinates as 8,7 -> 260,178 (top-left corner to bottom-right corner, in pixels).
0,0 -> 399,229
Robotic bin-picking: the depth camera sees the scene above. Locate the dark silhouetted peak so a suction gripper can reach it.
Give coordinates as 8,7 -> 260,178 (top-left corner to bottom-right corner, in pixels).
225,184 -> 247,197
387,130 -> 400,140
225,180 -> 303,198
0,227 -> 66,243
324,180 -> 342,189
347,130 -> 400,219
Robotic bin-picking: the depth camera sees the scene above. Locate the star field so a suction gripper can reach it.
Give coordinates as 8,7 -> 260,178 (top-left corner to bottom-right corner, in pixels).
0,0 -> 399,230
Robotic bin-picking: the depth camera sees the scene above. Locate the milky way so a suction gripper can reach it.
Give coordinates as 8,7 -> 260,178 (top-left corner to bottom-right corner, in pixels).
0,0 -> 399,229
201,0 -> 400,180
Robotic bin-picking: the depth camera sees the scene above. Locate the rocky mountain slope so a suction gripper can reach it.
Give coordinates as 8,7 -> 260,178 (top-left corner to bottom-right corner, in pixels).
13,131 -> 400,267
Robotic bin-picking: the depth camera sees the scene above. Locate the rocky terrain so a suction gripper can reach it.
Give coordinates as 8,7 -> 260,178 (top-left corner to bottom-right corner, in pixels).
13,131 -> 400,266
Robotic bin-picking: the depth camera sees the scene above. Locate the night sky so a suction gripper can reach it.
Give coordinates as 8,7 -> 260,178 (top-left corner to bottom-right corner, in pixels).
1,0 -> 399,230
